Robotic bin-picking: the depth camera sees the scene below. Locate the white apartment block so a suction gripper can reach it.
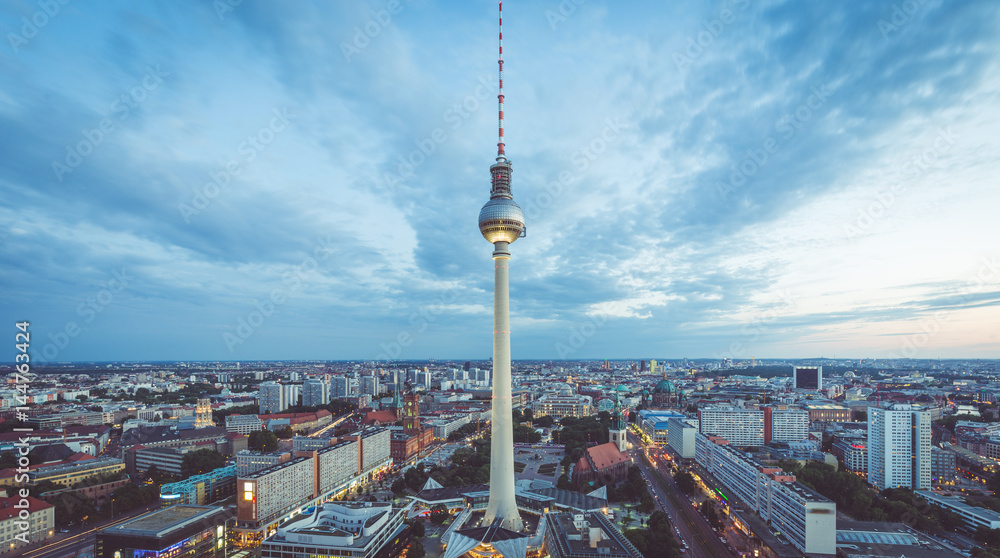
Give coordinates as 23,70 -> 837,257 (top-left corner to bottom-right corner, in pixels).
694,432 -> 836,555
351,428 -> 391,475
430,414 -> 472,440
767,408 -> 809,443
239,456 -> 316,527
316,440 -> 361,494
259,382 -> 287,414
303,379 -> 330,407
868,404 -> 931,491
698,407 -> 765,447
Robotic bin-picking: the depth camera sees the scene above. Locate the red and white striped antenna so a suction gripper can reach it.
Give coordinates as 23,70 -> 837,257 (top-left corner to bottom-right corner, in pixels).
497,0 -> 505,160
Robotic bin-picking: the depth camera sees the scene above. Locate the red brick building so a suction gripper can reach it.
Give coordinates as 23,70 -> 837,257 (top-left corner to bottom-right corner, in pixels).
572,442 -> 631,487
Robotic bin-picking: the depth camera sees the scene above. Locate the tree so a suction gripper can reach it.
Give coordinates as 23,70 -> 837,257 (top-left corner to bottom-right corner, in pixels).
248,429 -> 278,451
181,449 -> 227,478
407,518 -> 426,537
673,470 -> 696,495
523,408 -> 534,422
275,426 -> 295,439
409,538 -> 426,558
535,415 -> 555,428
391,479 -> 407,495
852,409 -> 867,422
429,504 -> 448,525
638,491 -> 656,514
700,499 -> 722,530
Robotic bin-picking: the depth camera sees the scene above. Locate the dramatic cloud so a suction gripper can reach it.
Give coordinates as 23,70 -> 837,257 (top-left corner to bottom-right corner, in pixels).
1,0 -> 998,362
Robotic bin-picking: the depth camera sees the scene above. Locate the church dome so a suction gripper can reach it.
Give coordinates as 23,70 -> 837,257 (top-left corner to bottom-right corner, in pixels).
653,379 -> 676,394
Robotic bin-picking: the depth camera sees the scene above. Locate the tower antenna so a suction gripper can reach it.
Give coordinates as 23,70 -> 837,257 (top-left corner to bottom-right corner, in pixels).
497,1 -> 505,160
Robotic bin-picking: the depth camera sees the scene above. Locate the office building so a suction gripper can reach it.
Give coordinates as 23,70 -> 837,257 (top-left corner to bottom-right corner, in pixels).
134,446 -> 191,477
96,505 -> 230,558
261,502 -> 409,558
225,414 -> 263,435
303,379 -> 330,407
532,394 -> 593,420
916,490 -> 1000,530
160,465 -> 237,506
361,376 -> 379,398
667,418 -> 697,459
259,382 -> 287,414
868,404 -> 931,491
793,366 -> 822,390
832,436 -> 868,473
931,446 -> 957,483
698,407 -> 765,447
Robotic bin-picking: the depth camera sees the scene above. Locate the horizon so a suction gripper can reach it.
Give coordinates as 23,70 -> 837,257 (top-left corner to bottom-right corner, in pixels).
3,1 -> 999,363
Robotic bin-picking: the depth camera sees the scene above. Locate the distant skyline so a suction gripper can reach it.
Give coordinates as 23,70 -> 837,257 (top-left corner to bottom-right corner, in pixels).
2,1 -> 999,363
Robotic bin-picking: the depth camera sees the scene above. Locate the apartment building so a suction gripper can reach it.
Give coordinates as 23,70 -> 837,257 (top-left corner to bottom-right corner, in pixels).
868,405 -> 931,491
698,407 -> 765,447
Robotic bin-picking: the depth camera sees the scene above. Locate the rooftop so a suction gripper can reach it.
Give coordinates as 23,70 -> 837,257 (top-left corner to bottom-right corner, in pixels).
101,505 -> 223,538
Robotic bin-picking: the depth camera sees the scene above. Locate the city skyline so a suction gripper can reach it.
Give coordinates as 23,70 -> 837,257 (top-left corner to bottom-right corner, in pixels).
2,1 -> 999,363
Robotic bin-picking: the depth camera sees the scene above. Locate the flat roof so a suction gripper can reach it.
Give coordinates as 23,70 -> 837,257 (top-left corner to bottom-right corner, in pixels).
101,505 -> 222,538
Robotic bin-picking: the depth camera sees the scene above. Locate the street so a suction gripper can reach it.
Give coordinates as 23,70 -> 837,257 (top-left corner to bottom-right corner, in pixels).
629,432 -> 737,558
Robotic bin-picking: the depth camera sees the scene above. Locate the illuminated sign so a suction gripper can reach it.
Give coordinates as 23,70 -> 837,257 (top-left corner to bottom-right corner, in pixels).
244,482 -> 254,502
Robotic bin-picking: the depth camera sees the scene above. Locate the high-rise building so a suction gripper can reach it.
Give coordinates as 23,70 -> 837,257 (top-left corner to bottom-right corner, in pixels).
650,359 -> 657,375
360,376 -> 378,398
868,404 -> 931,491
303,379 -> 330,407
259,382 -> 286,414
331,376 -> 351,399
793,366 -> 822,390
477,0 -> 525,531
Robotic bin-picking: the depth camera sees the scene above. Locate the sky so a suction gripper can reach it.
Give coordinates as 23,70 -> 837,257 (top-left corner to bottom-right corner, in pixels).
2,0 -> 999,363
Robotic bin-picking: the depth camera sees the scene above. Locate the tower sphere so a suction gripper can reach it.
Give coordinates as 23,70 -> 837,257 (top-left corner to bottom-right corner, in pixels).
478,197 -> 524,244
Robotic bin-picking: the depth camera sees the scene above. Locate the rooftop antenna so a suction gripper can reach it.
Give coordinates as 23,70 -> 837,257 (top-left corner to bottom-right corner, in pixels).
497,1 -> 505,160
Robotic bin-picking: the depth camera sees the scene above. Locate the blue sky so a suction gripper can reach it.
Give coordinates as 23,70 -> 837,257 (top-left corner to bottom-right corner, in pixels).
2,0 -> 998,363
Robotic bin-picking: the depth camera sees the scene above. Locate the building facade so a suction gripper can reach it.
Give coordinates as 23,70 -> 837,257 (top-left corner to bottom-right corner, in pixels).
96,505 -> 230,558
698,407 -> 765,447
868,405 -> 931,491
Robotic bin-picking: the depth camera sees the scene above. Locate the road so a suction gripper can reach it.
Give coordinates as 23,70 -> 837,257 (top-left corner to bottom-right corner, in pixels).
12,504 -> 159,558
629,432 -> 736,558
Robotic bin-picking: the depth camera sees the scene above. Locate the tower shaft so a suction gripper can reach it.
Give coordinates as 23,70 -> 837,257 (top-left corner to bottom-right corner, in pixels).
484,241 -> 522,530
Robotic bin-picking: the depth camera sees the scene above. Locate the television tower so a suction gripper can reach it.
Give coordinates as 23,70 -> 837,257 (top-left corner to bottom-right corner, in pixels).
479,0 -> 525,531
